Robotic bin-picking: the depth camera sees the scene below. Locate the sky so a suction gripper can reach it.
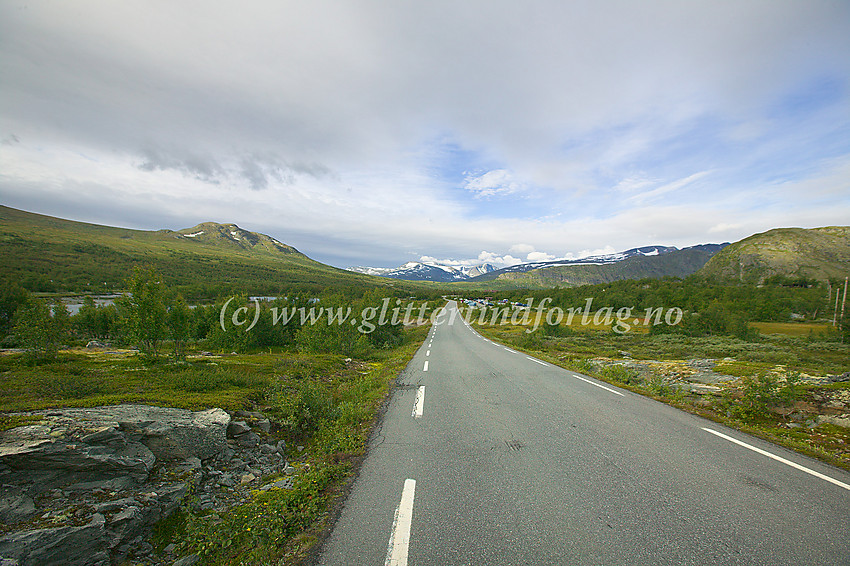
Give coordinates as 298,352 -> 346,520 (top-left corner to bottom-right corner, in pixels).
1,1 -> 849,269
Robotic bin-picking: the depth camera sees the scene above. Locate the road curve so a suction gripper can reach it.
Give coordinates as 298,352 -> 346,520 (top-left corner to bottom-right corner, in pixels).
317,301 -> 850,565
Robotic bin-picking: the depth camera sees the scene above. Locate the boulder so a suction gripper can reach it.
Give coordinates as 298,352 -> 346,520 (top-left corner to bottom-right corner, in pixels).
0,427 -> 155,494
0,513 -> 110,566
227,420 -> 251,437
57,405 -> 230,461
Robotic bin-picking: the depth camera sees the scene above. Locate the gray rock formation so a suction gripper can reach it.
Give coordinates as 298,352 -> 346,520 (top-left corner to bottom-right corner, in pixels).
0,404 -> 293,565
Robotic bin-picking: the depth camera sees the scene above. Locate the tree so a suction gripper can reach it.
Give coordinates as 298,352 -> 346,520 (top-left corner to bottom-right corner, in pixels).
0,279 -> 28,340
75,296 -> 99,339
51,301 -> 71,346
123,266 -> 167,359
13,296 -> 59,362
167,294 -> 191,361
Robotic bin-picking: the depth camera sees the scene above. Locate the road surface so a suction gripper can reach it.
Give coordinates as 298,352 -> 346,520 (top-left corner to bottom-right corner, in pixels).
317,301 -> 850,565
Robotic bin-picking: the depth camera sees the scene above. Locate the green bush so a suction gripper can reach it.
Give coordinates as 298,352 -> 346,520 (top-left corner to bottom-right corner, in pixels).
272,381 -> 338,437
12,297 -> 60,362
722,372 -> 804,422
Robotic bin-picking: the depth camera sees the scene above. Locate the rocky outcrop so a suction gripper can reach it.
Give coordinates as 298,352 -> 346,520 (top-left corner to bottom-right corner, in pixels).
0,405 -> 291,566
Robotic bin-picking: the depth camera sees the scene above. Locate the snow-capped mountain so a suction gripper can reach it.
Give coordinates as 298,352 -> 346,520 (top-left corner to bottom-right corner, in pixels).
348,262 -> 497,282
348,245 -> 727,282
475,245 -> 678,279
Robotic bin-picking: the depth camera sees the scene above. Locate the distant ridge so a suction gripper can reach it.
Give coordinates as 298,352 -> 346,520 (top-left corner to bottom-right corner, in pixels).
468,245 -> 679,282
348,262 -> 497,282
487,244 -> 727,287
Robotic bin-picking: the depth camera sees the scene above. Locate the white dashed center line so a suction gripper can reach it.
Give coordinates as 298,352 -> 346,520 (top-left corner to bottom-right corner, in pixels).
423,360 -> 429,372
412,386 -> 425,418
703,428 -> 850,491
385,479 -> 416,566
569,373 -> 625,397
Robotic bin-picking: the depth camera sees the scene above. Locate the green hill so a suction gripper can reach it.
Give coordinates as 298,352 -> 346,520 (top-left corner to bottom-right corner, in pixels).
698,226 -> 850,284
0,206 -> 420,297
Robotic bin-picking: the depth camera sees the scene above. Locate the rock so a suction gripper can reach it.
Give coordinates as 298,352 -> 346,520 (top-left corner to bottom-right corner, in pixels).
0,429 -> 155,493
0,513 -> 110,566
65,476 -> 137,493
240,473 -> 256,484
176,457 -> 202,472
259,443 -> 276,454
227,420 -> 251,437
275,439 -> 287,453
829,371 -> 850,383
85,341 -> 106,349
0,485 -> 36,523
236,432 -> 260,448
217,472 -> 235,487
817,415 -> 850,428
257,419 -> 271,433
173,554 -> 201,566
93,497 -> 139,514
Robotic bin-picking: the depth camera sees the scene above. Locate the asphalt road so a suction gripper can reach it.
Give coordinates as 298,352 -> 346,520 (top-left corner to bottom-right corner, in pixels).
317,301 -> 850,565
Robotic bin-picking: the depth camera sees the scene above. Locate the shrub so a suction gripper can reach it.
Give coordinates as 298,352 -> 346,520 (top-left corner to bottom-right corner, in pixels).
12,297 -> 60,363
721,372 -> 804,422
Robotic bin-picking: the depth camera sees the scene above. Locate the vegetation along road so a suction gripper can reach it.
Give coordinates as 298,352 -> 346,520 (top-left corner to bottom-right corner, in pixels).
317,302 -> 850,566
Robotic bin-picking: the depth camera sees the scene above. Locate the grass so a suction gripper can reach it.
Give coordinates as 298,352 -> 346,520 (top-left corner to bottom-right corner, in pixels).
471,320 -> 850,472
0,324 -> 430,565
751,321 -> 832,336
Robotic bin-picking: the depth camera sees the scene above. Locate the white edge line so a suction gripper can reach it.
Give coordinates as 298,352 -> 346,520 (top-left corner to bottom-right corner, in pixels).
385,479 -> 417,566
412,386 -> 425,418
526,356 -> 546,366
570,373 -> 625,397
702,427 -> 850,491
423,360 -> 429,372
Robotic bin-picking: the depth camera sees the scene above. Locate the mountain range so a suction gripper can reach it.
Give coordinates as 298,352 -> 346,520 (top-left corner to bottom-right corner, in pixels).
349,245 -> 726,284
348,262 -> 498,282
1,205 -> 847,293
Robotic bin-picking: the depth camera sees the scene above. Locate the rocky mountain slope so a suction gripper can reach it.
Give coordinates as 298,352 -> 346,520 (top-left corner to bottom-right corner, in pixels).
698,226 -> 850,283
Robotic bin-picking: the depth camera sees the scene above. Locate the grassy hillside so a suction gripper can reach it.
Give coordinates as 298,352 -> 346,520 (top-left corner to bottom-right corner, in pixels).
0,206 -> 431,297
699,226 -> 850,284
473,246 -> 721,289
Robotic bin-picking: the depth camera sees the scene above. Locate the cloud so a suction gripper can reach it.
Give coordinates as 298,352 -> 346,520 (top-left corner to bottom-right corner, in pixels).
708,223 -> 742,234
508,243 -> 535,255
463,169 -> 524,198
1,1 -> 848,267
526,251 -> 557,262
628,171 -> 713,204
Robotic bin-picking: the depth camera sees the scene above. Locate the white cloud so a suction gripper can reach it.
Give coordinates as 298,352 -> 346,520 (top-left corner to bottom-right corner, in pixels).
463,169 -> 523,198
1,1 -> 848,267
628,171 -> 713,204
526,251 -> 557,262
508,243 -> 535,255
708,223 -> 742,234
